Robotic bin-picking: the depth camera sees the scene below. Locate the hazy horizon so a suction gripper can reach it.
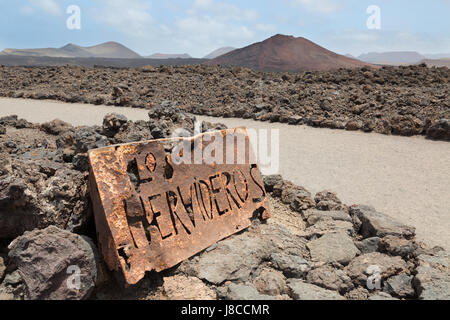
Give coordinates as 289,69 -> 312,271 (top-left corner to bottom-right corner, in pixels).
1,0 -> 449,57
3,38 -> 450,60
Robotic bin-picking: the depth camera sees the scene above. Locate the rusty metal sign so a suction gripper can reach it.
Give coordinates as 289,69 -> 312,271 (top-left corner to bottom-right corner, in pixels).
88,128 -> 271,285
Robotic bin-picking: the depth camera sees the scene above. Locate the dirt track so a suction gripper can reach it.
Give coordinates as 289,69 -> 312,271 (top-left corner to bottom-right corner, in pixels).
0,97 -> 449,249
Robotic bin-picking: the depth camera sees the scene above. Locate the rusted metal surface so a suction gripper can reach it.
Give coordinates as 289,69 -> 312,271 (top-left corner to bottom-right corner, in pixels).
88,128 -> 271,286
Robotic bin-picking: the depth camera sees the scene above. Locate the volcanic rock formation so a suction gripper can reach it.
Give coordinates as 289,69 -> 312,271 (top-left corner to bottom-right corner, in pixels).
206,34 -> 371,72
0,112 -> 449,300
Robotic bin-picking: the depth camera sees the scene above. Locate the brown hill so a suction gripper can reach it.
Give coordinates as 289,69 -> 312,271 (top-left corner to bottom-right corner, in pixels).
206,34 -> 372,72
81,42 -> 141,59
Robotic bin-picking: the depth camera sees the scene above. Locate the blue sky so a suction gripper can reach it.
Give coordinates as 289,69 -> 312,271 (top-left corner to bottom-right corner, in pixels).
0,0 -> 449,57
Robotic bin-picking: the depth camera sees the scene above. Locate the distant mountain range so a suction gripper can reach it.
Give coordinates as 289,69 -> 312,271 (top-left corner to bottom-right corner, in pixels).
144,48 -> 236,59
358,51 -> 425,65
1,36 -> 448,71
358,51 -> 450,65
0,43 -> 236,61
1,42 -> 141,59
206,34 -> 371,72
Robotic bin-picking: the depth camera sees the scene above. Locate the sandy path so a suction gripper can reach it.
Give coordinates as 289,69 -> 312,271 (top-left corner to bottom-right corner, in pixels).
1,97 -> 449,249
0,98 -> 150,126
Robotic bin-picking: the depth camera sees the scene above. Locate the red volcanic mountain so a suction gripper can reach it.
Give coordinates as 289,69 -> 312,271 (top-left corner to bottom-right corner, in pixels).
206,34 -> 372,72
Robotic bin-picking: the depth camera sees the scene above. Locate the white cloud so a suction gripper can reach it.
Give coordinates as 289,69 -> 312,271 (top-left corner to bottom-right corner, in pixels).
28,0 -> 62,16
291,0 -> 341,14
96,0 -> 155,38
93,0 -> 273,57
176,15 -> 255,43
170,0 -> 269,56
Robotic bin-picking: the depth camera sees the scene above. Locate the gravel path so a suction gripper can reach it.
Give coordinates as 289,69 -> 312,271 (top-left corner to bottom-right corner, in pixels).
1,97 -> 449,249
